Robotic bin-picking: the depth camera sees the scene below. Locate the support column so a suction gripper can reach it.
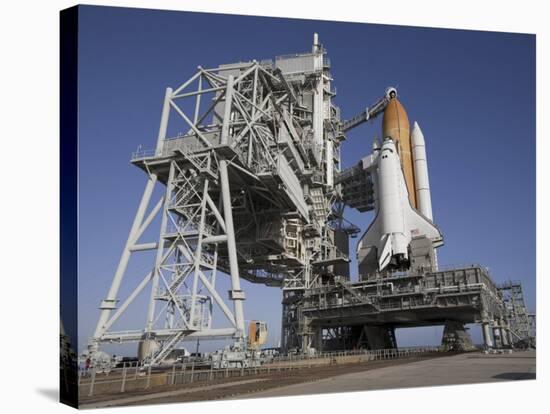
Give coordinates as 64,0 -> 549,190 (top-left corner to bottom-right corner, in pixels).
301,335 -> 309,354
300,316 -> 313,354
501,320 -> 510,347
316,326 -> 324,353
92,174 -> 158,344
218,75 -> 244,340
220,76 -> 234,146
145,164 -> 175,333
492,320 -> 502,349
482,321 -> 493,349
363,325 -> 397,350
219,159 -> 245,340
506,323 -> 514,347
155,87 -> 173,154
441,321 -> 475,351
189,179 -> 210,328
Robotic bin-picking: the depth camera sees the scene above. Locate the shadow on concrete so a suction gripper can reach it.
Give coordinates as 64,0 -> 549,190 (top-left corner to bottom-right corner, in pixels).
467,356 -> 535,359
492,372 -> 536,380
36,388 -> 58,402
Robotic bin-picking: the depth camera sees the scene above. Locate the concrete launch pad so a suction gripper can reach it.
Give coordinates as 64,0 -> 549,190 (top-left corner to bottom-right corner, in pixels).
232,350 -> 536,400
80,351 -> 535,407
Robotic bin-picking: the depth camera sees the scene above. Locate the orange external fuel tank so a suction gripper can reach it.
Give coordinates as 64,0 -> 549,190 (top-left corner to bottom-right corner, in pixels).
382,98 -> 417,209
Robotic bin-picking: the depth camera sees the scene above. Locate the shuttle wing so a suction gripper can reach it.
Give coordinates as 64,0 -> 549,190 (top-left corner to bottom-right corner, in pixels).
404,204 -> 443,246
358,212 -> 381,251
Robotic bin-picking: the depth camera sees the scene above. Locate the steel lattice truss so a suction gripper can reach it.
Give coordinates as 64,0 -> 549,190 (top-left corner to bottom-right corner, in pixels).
498,281 -> 535,346
90,42 -> 351,363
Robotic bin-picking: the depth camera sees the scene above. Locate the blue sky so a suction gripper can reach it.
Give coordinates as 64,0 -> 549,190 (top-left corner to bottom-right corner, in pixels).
76,6 -> 535,355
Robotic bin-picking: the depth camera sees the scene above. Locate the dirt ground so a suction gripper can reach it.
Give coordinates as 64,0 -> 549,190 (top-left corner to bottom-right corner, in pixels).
80,353 -> 447,408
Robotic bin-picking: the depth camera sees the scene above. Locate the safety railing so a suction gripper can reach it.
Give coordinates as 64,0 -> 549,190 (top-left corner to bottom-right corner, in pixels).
264,346 -> 440,365
131,148 -> 159,159
78,346 -> 440,398
130,141 -> 208,161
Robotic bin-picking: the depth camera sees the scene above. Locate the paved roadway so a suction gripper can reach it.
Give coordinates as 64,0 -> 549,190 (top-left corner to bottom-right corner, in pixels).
232,351 -> 536,399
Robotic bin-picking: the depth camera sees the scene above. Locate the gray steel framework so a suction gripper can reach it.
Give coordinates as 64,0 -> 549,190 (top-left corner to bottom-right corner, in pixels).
498,281 -> 536,348
90,36 -> 354,363
89,35 -> 535,363
285,265 -> 535,352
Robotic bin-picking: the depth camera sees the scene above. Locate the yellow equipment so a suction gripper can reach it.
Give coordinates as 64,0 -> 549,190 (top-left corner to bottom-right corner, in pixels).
248,321 -> 268,350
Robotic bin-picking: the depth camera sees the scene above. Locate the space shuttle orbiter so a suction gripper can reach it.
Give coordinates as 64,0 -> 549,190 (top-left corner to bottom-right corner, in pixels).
356,93 -> 443,275
357,137 -> 443,272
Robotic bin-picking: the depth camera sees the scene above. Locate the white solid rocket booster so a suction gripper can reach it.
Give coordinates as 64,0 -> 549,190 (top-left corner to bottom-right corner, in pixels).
411,122 -> 433,221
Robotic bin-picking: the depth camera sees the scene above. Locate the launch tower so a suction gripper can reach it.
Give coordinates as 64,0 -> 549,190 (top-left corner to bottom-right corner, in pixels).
89,34 -> 534,364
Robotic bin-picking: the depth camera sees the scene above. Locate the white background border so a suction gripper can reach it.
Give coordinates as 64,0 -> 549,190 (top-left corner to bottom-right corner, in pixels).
0,1 -> 545,413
